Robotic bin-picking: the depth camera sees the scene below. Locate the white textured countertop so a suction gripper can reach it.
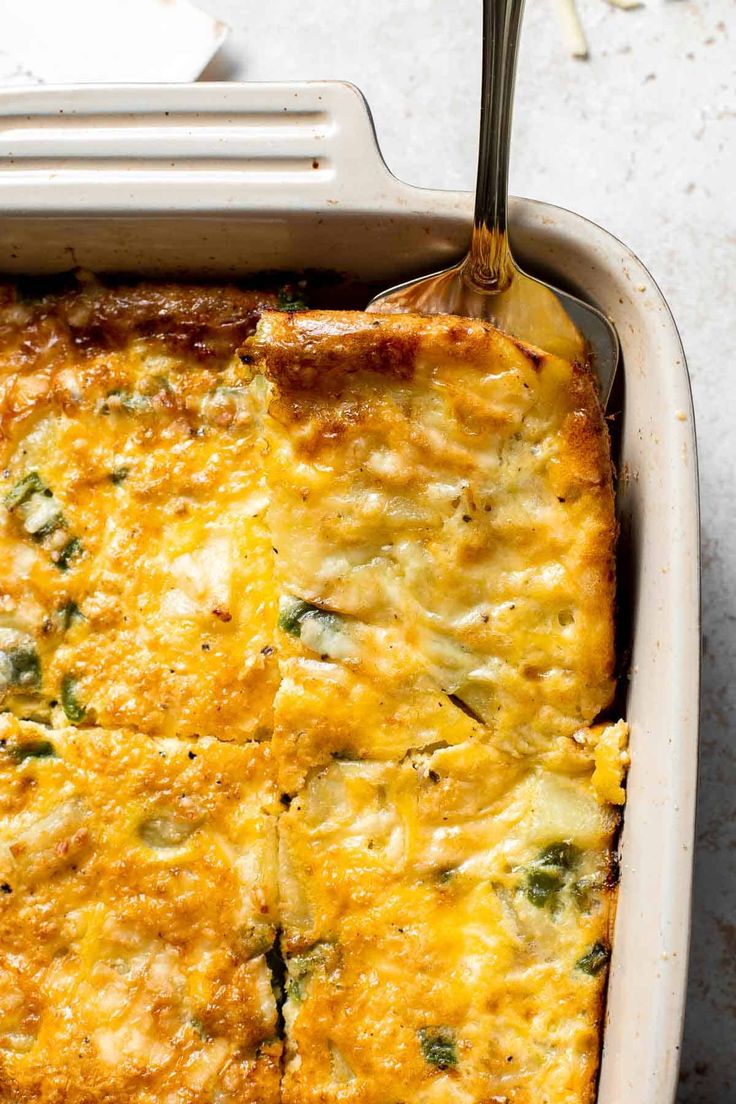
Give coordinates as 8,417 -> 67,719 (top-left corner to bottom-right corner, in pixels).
196,1 -> 733,1094
2,0 -> 734,1094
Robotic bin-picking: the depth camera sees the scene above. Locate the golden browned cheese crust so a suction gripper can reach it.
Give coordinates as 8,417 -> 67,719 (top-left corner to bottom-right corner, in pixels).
247,310 -> 616,760
0,290 -> 625,1104
0,278 -> 279,739
278,748 -> 617,1104
239,309 -> 624,1104
0,277 -> 274,366
0,714 -> 280,1104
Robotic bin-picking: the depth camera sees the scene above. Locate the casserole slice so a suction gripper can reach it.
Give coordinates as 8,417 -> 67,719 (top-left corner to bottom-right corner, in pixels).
278,736 -> 621,1104
246,310 -> 617,758
0,714 -> 280,1104
0,277 -> 279,740
243,309 -> 627,1103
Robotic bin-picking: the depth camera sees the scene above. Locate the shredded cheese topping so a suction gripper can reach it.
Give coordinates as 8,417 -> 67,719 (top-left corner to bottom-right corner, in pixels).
0,284 -> 627,1104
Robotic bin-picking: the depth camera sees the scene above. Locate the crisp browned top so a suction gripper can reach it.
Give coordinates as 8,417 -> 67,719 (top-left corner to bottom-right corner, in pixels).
246,310 -> 617,759
0,290 -> 625,1104
0,276 -> 278,368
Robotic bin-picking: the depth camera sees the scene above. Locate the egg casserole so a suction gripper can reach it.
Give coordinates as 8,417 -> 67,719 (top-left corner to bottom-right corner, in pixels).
0,281 -> 626,1104
0,714 -> 281,1104
0,277 -> 279,740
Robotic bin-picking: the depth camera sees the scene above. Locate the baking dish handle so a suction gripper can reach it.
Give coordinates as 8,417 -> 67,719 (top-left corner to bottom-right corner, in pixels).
0,81 -> 420,215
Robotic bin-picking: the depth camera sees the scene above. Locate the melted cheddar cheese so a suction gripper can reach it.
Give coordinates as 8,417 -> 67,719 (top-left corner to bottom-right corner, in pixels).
246,311 -> 615,757
279,750 -> 616,1104
0,286 -> 626,1104
0,279 -> 279,740
246,310 -> 624,1104
0,714 -> 280,1104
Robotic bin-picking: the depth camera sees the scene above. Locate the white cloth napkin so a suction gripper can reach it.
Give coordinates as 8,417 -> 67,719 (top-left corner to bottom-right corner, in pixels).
0,0 -> 228,84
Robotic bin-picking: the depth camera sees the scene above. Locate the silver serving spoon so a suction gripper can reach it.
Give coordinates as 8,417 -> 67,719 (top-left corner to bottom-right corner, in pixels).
368,0 -> 619,405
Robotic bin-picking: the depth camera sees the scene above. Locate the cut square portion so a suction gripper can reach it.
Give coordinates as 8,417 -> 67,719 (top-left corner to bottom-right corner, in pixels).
0,279 -> 279,740
0,714 -> 280,1104
278,744 -> 619,1104
247,310 -> 616,755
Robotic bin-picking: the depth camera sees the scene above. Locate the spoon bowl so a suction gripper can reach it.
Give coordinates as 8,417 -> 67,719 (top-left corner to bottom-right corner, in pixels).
367,0 -> 619,405
368,253 -> 620,404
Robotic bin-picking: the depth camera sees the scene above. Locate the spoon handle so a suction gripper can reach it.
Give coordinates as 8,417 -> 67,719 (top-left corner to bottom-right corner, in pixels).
464,0 -> 526,293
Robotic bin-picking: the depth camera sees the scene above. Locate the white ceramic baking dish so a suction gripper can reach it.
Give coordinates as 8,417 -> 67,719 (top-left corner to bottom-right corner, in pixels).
0,81 -> 700,1104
